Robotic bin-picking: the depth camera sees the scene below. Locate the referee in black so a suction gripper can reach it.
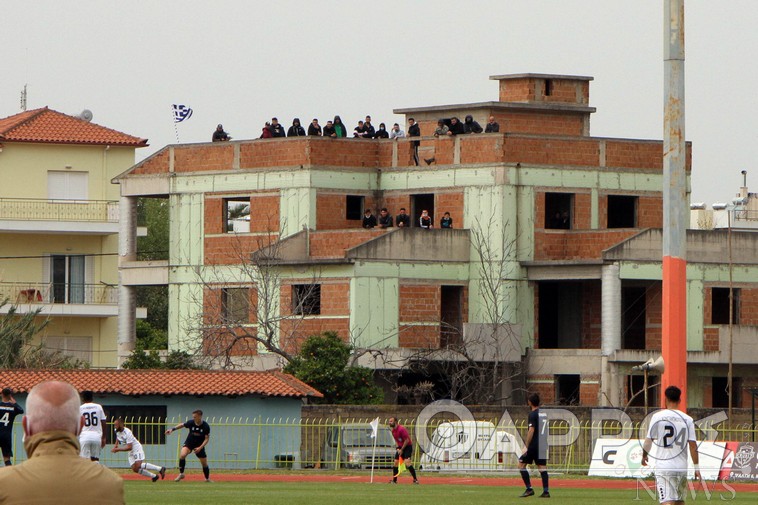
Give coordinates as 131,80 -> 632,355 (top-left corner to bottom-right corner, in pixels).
0,388 -> 24,466
166,410 -> 211,482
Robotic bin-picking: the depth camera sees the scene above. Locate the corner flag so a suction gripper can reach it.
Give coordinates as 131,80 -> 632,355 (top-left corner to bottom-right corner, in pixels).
369,417 -> 380,439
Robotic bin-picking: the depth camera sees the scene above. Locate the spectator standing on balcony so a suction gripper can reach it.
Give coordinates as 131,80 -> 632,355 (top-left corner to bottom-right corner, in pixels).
433,119 -> 449,137
378,208 -> 393,228
270,118 -> 286,138
353,120 -> 368,138
374,123 -> 389,139
448,117 -> 465,135
0,387 -> 23,466
323,120 -> 336,138
485,116 -> 500,133
287,118 -> 306,137
419,210 -> 433,229
440,212 -> 453,229
211,124 -> 230,142
260,122 -> 273,139
362,209 -> 377,229
396,208 -> 411,228
390,123 -> 405,139
308,118 -> 322,136
364,116 -> 376,139
463,115 -> 483,134
333,116 -> 348,138
408,118 -> 421,166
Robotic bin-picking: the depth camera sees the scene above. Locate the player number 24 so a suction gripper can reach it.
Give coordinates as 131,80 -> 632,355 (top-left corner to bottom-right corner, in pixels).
0,412 -> 9,426
662,424 -> 686,449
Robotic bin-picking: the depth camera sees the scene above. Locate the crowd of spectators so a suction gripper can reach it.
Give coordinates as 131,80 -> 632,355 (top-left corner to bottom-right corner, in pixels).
362,207 -> 453,230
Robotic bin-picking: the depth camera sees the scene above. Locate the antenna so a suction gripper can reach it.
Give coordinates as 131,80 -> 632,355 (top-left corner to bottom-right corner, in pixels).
79,109 -> 93,122
20,84 -> 27,111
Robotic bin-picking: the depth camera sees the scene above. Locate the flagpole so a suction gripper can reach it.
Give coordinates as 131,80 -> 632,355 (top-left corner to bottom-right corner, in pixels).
172,105 -> 180,143
370,435 -> 377,483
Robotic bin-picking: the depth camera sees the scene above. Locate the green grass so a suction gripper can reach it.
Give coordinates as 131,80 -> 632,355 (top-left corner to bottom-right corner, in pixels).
124,481 -> 755,505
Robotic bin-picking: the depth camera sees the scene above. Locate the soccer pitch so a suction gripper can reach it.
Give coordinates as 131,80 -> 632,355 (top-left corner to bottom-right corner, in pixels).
124,481 -> 756,505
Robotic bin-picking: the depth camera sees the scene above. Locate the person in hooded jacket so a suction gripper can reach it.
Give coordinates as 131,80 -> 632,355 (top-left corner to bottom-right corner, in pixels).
333,116 -> 348,138
463,115 -> 483,134
374,123 -> 389,139
287,118 -> 306,137
260,122 -> 273,139
448,117 -> 465,135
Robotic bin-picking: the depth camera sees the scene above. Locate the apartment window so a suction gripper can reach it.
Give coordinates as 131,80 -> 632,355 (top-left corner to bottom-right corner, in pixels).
292,284 -> 321,315
545,193 -> 573,229
712,287 -> 740,324
45,336 -> 92,364
47,171 -> 88,200
555,375 -> 580,405
49,255 -> 86,304
345,195 -> 364,221
104,406 -> 167,445
224,198 -> 250,233
607,195 -> 638,228
222,288 -> 250,324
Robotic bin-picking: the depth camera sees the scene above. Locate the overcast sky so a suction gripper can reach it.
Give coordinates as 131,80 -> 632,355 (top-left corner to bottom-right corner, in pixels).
2,1 -> 756,205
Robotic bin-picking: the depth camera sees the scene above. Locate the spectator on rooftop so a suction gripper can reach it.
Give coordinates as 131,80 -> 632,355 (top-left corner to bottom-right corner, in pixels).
354,120 -> 367,138
260,122 -> 273,139
378,208 -> 393,228
333,116 -> 348,138
362,209 -> 377,229
434,119 -> 449,137
364,116 -> 376,139
390,123 -> 405,139
212,124 -> 230,142
408,118 -> 420,166
419,210 -> 433,229
270,117 -> 286,138
396,208 -> 411,228
463,115 -> 483,134
374,123 -> 389,139
287,118 -> 306,137
323,120 -> 336,137
308,118 -> 322,136
440,212 -> 453,228
448,117 -> 465,135
485,116 -> 500,133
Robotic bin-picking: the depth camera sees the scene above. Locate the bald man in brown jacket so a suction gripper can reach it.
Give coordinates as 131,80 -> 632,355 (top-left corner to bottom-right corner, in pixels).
0,381 -> 124,504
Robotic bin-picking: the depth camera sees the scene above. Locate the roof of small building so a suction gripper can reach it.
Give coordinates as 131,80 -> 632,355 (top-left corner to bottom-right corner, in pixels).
0,107 -> 148,147
0,369 -> 322,399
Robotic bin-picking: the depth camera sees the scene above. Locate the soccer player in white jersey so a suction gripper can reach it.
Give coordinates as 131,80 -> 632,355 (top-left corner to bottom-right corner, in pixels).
111,417 -> 166,482
79,390 -> 106,461
641,386 -> 702,505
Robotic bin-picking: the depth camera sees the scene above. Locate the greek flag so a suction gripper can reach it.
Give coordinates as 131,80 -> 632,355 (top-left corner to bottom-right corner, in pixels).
172,104 -> 193,123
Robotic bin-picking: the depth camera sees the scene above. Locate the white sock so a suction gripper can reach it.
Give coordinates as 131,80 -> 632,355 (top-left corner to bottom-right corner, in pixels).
138,468 -> 156,478
142,462 -> 162,472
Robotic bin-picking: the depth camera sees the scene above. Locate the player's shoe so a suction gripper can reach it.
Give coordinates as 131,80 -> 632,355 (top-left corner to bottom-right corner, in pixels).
413,480 -> 420,485
151,474 -> 159,482
520,489 -> 535,497
159,467 -> 166,480
174,473 -> 185,482
540,491 -> 550,498
388,480 -> 397,484
205,478 -> 213,483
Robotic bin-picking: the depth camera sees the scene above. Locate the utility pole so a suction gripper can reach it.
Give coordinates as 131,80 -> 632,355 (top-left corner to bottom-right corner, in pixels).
661,0 -> 688,408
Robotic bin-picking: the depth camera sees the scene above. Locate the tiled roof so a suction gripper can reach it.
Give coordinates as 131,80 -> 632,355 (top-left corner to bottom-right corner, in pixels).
0,369 -> 322,399
0,107 -> 148,147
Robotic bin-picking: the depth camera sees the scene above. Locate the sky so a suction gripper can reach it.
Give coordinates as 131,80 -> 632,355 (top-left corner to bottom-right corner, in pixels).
2,1 -> 756,205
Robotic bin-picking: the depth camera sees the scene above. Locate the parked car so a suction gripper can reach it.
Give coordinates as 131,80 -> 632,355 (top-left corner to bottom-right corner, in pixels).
321,423 -> 396,470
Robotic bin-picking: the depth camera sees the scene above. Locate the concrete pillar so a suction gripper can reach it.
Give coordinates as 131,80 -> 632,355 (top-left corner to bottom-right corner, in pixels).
118,196 -> 137,367
601,263 -> 622,406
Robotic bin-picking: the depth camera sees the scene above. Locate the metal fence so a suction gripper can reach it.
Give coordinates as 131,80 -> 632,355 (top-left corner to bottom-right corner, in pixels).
8,417 -> 757,472
0,282 -> 118,305
0,198 -> 119,222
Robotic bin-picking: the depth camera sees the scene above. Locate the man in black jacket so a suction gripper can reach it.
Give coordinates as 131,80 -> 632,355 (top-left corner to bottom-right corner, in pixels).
364,116 -> 376,139
287,118 -> 306,137
362,209 -> 377,228
408,118 -> 421,166
448,117 -> 465,135
270,117 -> 286,137
485,116 -> 500,133
463,115 -> 483,134
308,119 -> 322,136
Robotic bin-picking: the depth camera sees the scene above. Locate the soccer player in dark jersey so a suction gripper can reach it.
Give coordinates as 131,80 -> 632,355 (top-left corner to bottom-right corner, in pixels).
0,387 -> 24,466
166,409 -> 211,482
388,416 -> 419,484
518,393 -> 550,498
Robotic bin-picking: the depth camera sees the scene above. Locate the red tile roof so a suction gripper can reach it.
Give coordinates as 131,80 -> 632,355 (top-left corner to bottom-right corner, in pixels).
0,369 -> 322,399
0,107 -> 148,147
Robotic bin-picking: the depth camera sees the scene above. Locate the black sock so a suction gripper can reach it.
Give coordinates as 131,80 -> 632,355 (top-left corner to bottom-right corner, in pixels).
408,465 -> 417,480
203,466 -> 210,479
520,469 -> 532,489
540,471 -> 549,491
392,467 -> 398,482
4,460 -> 11,466
179,458 -> 186,473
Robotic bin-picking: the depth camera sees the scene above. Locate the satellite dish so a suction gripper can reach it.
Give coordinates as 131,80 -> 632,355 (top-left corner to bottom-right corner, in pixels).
79,109 -> 93,122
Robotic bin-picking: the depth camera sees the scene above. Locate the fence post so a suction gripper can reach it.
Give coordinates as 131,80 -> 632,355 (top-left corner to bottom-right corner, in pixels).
255,415 -> 262,470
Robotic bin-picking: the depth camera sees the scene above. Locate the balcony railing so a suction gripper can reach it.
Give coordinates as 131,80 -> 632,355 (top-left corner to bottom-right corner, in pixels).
0,282 -> 118,305
0,198 -> 119,222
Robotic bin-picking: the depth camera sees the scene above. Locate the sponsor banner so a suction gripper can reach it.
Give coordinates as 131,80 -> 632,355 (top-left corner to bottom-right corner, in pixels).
588,438 -> 726,480
719,442 -> 758,480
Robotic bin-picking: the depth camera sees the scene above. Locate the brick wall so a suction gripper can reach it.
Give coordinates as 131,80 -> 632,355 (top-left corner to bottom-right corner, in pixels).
174,144 -> 235,173
504,136 -> 599,166
308,229 -> 387,258
204,234 -> 276,265
501,112 -> 585,136
435,192 -> 464,229
499,78 -> 535,102
204,192 -> 280,235
316,192 -> 377,230
132,149 -> 170,175
398,284 -> 441,348
526,377 -> 556,405
498,78 -> 589,105
459,135 -> 505,164
308,138 -> 381,168
381,193 -> 412,222
533,230 -> 638,261
737,287 -> 758,325
645,283 -> 662,350
240,138 -> 309,168
574,192 -> 592,229
202,287 -> 259,357
597,193 -> 664,229
579,377 -> 600,406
